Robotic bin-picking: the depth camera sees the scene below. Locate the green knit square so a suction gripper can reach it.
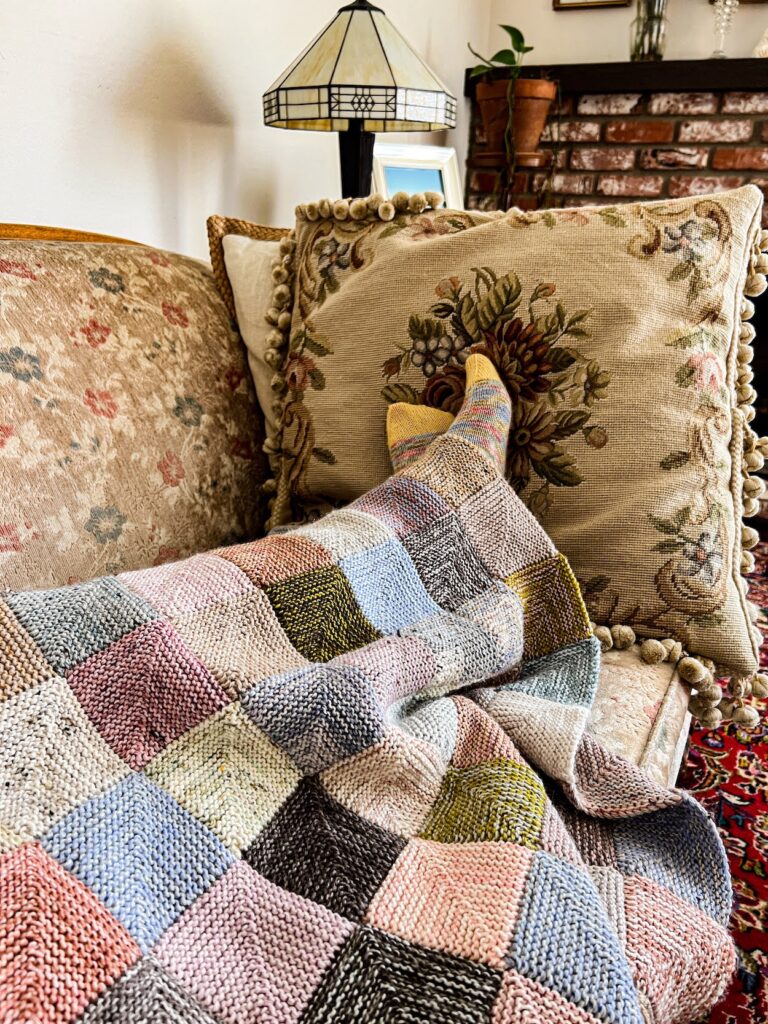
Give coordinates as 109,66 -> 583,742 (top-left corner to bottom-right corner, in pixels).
265,566 -> 380,663
420,759 -> 546,849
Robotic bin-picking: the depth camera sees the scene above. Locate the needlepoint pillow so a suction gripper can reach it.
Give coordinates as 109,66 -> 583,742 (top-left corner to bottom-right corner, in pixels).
0,239 -> 267,590
242,188 -> 768,679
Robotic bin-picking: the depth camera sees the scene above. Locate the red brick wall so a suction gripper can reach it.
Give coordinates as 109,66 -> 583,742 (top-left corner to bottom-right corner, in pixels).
466,90 -> 768,226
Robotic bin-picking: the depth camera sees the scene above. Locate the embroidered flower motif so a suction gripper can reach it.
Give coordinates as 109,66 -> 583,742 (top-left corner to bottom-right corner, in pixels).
407,216 -> 453,241
158,451 -> 185,486
575,360 -> 611,407
162,302 -> 189,327
316,238 -> 351,286
84,388 -> 118,419
148,251 -> 172,267
507,400 -> 557,485
88,267 -> 125,293
680,529 -> 723,587
85,505 -> 127,544
435,276 -> 462,299
172,396 -> 203,427
475,319 -> 554,403
0,523 -> 22,552
0,346 -> 43,383
411,333 -> 453,378
420,364 -> 467,415
0,259 -> 36,280
79,319 -> 112,348
662,218 -> 715,263
686,351 -> 725,393
284,353 -> 316,392
0,424 -> 14,448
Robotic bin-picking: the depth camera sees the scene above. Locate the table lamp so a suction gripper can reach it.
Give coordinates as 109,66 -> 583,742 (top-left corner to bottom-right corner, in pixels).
263,0 -> 457,198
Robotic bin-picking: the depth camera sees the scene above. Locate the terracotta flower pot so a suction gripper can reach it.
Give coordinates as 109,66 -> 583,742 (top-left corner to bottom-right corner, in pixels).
476,77 -> 557,164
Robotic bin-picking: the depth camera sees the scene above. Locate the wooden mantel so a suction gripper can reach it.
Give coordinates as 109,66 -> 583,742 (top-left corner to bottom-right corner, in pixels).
464,58 -> 768,97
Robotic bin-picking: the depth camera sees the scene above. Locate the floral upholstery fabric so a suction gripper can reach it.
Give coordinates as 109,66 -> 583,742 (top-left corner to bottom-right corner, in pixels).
0,241 -> 266,590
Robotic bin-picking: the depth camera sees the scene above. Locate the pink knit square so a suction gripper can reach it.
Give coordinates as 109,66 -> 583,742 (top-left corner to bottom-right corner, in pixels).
540,804 -> 583,866
119,553 -> 252,618
154,860 -> 353,1024
492,969 -> 603,1024
623,876 -> 735,1024
0,843 -> 140,1024
216,535 -> 334,587
451,697 -> 522,770
366,838 -> 533,968
67,621 -> 229,769
333,635 -> 436,707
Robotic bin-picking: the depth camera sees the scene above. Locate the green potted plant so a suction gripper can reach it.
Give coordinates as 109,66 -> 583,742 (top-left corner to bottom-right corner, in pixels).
469,25 -> 556,167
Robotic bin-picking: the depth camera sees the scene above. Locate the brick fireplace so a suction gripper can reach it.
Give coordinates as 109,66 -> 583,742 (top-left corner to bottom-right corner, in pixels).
465,59 -> 768,226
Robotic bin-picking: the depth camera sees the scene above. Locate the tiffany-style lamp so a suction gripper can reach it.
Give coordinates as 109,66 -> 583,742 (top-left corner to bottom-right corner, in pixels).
263,0 -> 457,197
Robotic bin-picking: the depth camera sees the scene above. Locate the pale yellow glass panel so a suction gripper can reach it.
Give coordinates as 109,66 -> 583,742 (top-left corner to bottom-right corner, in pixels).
332,12 -> 394,86
372,13 -> 451,92
274,12 -> 351,89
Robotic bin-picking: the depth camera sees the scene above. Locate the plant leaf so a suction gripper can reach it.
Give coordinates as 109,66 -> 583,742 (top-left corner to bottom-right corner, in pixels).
501,24 -> 525,52
652,538 -> 686,553
548,346 -> 577,371
308,367 -> 325,390
474,271 -> 522,330
597,208 -> 626,228
381,382 -> 420,405
303,335 -> 333,357
490,48 -> 518,66
533,449 -> 583,487
668,261 -> 692,282
552,408 -> 590,439
648,514 -> 678,536
312,447 -> 336,465
660,450 -> 691,471
582,575 -> 611,595
675,364 -> 695,388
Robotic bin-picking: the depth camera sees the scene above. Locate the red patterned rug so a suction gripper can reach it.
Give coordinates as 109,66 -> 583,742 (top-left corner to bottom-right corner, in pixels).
680,542 -> 768,1023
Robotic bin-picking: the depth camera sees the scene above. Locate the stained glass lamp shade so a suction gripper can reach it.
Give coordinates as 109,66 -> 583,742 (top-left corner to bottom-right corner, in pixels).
263,0 -> 457,197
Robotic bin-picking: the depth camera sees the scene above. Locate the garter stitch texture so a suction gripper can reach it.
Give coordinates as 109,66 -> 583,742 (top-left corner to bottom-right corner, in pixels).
0,355 -> 735,1024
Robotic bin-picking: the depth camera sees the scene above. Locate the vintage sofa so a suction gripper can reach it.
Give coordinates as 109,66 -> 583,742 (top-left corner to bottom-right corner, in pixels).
0,223 -> 690,786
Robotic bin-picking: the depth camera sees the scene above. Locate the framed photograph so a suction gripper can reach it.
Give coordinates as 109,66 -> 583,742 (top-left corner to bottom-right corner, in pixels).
372,143 -> 463,209
554,0 -> 630,8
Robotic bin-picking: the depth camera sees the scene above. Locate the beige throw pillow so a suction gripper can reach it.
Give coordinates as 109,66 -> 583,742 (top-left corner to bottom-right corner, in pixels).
237,190 -> 767,678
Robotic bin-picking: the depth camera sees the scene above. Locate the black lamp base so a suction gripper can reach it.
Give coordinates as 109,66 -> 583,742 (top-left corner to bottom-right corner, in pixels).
338,121 -> 375,198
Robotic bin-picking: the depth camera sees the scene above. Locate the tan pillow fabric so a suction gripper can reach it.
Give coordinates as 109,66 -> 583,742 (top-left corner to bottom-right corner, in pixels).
0,240 -> 267,590
251,189 -> 767,677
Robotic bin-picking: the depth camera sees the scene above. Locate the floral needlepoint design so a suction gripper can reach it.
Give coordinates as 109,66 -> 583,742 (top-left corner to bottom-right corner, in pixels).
680,528 -> 724,588
0,346 -> 43,383
158,452 -> 185,487
88,267 -> 125,294
172,396 -> 203,428
380,267 -> 608,511
0,523 -> 23,552
0,424 -> 13,448
84,389 -> 118,420
316,238 -> 351,290
85,506 -> 128,544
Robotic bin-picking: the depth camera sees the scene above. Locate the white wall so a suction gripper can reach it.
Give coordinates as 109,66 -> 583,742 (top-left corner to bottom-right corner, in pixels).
490,0 -> 767,65
0,1 -> 491,257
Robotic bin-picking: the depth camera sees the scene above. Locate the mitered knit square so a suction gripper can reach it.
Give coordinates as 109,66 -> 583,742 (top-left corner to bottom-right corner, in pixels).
340,539 -> 440,635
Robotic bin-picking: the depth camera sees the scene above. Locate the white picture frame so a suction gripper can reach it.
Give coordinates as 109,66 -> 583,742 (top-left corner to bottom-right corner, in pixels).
372,143 -> 463,209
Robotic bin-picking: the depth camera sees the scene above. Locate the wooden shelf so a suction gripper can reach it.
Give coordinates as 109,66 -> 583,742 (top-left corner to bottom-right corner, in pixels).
464,58 -> 768,97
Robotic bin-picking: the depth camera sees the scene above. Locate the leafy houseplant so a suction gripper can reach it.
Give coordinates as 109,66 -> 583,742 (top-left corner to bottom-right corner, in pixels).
469,25 -> 557,168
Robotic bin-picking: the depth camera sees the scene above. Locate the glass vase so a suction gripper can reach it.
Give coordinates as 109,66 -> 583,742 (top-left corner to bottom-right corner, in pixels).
630,0 -> 668,62
712,0 -> 740,58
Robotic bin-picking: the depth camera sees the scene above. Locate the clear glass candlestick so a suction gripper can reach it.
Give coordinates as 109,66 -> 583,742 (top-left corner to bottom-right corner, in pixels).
712,0 -> 740,58
630,0 -> 669,62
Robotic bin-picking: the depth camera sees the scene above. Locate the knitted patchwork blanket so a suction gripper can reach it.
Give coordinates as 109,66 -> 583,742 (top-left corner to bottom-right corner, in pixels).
1,354 -> 734,1024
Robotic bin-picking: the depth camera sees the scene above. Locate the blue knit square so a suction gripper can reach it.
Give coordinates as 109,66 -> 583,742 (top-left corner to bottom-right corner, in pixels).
242,663 -> 384,774
5,577 -> 156,675
614,796 -> 733,925
508,851 -> 643,1023
42,773 -> 233,951
506,637 -> 600,708
340,540 -> 440,635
